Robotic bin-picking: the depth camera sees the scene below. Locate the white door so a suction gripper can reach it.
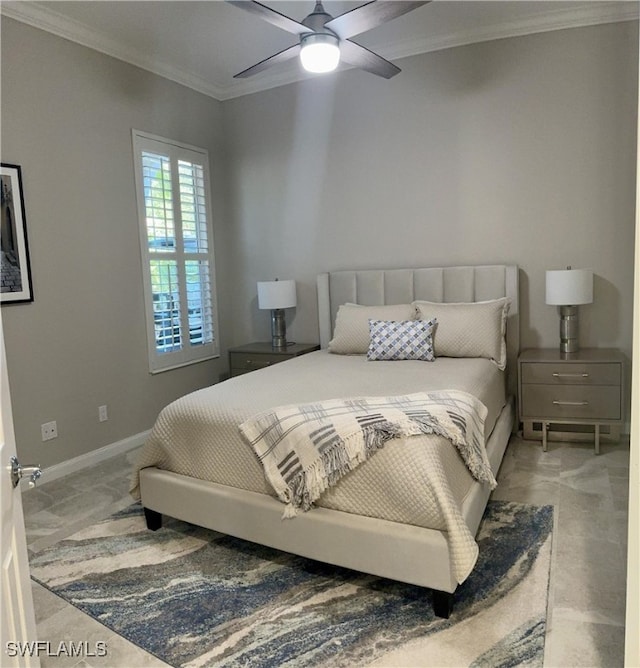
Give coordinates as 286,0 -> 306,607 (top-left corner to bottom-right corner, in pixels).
0,313 -> 40,668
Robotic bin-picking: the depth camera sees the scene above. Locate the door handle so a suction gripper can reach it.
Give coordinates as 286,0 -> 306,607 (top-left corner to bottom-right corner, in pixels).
9,455 -> 42,488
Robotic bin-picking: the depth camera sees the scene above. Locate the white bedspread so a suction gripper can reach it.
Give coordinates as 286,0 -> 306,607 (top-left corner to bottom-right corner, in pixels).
131,351 -> 507,583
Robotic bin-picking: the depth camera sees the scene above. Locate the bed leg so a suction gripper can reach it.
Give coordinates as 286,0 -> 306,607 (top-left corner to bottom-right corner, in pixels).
432,590 -> 454,619
143,507 -> 162,531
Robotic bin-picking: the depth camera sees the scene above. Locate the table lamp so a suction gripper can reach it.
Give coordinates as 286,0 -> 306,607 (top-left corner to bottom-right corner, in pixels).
257,279 -> 297,349
545,267 -> 593,353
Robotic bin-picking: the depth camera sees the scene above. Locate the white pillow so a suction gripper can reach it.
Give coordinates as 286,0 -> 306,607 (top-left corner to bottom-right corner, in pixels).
367,319 -> 437,361
329,303 -> 416,354
413,298 -> 510,369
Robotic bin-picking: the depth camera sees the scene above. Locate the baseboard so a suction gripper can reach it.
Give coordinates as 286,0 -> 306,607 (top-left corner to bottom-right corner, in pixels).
22,430 -> 150,490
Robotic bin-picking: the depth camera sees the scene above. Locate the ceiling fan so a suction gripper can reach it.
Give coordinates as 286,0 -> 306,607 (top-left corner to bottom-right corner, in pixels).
227,0 -> 430,79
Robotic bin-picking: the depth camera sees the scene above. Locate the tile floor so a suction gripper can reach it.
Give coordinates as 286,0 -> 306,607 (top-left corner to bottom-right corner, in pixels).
22,434 -> 630,667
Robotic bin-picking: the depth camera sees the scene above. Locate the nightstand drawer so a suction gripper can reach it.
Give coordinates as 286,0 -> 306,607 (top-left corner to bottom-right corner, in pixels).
228,343 -> 320,378
521,385 -> 621,421
521,362 -> 621,386
229,352 -> 285,372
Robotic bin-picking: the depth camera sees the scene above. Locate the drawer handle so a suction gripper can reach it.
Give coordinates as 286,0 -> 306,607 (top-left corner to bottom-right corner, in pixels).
552,400 -> 589,406
552,372 -> 589,378
245,360 -> 272,367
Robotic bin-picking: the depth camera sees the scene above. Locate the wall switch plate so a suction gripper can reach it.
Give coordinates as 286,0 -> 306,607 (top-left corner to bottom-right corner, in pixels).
99,405 -> 108,422
41,421 -> 58,441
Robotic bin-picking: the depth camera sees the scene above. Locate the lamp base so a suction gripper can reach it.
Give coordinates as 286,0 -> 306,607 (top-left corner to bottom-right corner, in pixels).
270,309 -> 288,349
559,305 -> 579,354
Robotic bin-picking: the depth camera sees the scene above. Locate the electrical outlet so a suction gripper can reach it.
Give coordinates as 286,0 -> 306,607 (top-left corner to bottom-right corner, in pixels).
99,405 -> 108,422
41,421 -> 58,441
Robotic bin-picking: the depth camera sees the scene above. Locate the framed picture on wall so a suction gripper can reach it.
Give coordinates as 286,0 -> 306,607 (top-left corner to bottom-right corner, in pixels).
1,163 -> 33,304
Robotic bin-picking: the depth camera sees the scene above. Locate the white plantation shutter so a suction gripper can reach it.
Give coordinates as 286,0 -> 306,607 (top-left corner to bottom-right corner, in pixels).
133,131 -> 219,372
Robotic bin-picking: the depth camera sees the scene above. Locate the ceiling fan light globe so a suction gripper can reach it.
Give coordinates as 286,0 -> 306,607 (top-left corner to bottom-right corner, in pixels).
300,34 -> 340,73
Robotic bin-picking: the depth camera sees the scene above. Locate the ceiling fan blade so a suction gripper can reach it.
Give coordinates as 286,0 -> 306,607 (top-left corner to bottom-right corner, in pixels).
339,39 -> 401,79
226,1 -> 311,36
325,1 -> 430,40
233,43 -> 302,78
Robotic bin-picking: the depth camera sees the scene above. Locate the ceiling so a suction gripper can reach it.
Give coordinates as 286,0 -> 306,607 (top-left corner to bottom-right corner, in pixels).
2,1 -> 638,100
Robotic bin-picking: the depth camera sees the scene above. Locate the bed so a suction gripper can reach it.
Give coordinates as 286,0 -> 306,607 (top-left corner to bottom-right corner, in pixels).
132,264 -> 519,618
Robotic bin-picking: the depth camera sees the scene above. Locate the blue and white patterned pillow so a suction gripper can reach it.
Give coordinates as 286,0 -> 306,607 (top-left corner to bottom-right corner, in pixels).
367,319 -> 437,361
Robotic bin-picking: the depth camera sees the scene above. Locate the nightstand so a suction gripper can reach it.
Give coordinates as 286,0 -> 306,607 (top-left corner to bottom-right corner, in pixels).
518,348 -> 624,454
228,342 -> 320,377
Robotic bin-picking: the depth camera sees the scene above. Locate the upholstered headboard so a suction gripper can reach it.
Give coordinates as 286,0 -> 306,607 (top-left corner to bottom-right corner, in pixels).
317,265 -> 520,395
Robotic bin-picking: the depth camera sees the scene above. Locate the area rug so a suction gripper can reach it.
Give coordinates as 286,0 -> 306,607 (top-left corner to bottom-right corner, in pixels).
30,500 -> 553,668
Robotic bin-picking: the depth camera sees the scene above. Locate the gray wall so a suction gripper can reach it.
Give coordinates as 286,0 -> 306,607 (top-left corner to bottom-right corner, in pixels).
0,19 -> 231,468
223,22 -> 638,395
1,17 -> 637,470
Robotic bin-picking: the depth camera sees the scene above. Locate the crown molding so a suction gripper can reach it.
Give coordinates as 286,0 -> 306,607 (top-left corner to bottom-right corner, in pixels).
2,1 -> 638,101
1,1 -> 229,100
381,1 -> 640,63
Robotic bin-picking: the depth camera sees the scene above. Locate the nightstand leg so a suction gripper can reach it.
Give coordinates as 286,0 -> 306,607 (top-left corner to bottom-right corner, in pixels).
595,424 -> 600,455
542,422 -> 548,452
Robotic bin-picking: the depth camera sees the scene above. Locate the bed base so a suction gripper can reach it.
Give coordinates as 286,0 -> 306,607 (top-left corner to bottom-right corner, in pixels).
139,401 -> 513,619
143,501 -> 456,617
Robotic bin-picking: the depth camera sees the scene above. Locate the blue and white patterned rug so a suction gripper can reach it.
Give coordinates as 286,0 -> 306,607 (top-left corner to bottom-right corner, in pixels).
30,500 -> 553,667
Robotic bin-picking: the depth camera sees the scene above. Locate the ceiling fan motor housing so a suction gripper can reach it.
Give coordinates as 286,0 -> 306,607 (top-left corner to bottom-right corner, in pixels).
301,1 -> 338,40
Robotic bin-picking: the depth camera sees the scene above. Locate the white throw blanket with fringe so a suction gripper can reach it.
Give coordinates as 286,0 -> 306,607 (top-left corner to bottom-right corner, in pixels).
239,390 -> 496,519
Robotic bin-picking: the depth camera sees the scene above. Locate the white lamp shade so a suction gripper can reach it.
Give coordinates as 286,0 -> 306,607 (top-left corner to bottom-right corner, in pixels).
545,269 -> 593,305
300,33 -> 340,73
257,280 -> 297,310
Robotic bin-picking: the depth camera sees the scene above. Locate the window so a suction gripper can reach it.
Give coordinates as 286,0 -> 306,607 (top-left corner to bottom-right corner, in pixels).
132,130 -> 219,372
